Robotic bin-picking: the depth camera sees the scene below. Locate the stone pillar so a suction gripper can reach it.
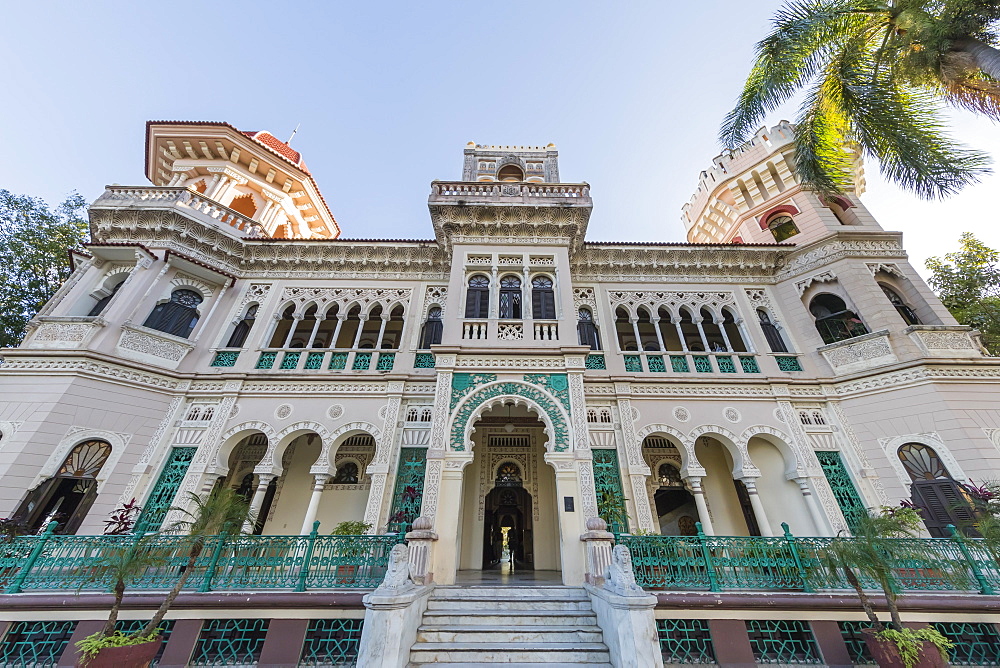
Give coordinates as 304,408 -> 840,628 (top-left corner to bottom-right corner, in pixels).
673,319 -> 689,352
300,474 -> 330,534
686,476 -> 714,534
551,458 -> 587,585
651,317 -> 666,352
741,477 -> 774,536
428,455 -> 470,585
281,314 -> 302,348
351,314 -> 368,349
247,473 -> 275,530
364,382 -> 404,531
795,477 -> 831,536
580,517 -> 615,586
405,516 -> 439,585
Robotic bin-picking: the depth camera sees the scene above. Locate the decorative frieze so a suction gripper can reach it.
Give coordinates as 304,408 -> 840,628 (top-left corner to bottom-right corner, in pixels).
116,325 -> 195,370
906,326 -> 983,358
25,318 -> 105,349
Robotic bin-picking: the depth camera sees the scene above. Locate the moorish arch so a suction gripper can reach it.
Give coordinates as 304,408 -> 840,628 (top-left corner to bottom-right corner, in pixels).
738,424 -> 807,479
687,424 -> 755,477
313,421 -> 382,475
212,421 -> 278,475
450,380 -> 571,455
260,420 -> 334,476
635,423 -> 699,476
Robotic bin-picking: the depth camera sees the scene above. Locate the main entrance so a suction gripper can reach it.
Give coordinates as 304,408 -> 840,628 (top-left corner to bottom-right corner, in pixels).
457,402 -> 560,580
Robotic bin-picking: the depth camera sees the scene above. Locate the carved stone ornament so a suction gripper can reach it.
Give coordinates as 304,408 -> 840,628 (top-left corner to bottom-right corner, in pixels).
795,271 -> 837,295
604,545 -> 644,596
26,318 -> 104,349
115,325 -> 194,370
820,330 -> 897,375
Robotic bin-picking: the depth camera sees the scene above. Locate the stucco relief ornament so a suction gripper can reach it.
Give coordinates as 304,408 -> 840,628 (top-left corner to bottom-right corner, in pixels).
724,408 -> 742,423
673,407 -> 690,423
327,404 -> 344,419
275,404 -> 293,420
229,404 -> 240,419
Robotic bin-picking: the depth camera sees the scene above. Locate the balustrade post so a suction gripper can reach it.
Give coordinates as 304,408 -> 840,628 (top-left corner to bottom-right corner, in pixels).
5,521 -> 57,594
947,524 -> 995,595
782,522 -> 813,593
198,533 -> 228,593
296,521 -> 321,592
580,517 -> 615,586
405,516 -> 439,585
695,522 -> 720,593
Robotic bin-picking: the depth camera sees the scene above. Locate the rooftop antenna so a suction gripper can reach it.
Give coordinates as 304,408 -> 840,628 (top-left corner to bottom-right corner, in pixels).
286,123 -> 300,145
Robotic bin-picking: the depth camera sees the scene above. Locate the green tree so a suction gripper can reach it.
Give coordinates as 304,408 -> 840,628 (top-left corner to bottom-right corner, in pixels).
0,190 -> 89,347
926,232 -> 1000,352
720,0 -> 1000,199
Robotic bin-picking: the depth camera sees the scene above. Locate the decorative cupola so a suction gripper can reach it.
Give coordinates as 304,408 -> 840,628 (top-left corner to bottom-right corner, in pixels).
145,121 -> 339,239
461,143 -> 560,182
682,121 -> 871,246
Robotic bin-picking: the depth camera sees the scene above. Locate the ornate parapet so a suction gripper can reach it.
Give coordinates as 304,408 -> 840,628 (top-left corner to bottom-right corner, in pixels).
906,325 -> 985,358
115,324 -> 195,370
23,317 -> 105,350
819,329 -> 897,375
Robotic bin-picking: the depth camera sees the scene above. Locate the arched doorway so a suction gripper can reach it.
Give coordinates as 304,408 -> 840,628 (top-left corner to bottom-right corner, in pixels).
16,439 -> 113,534
458,402 -> 560,581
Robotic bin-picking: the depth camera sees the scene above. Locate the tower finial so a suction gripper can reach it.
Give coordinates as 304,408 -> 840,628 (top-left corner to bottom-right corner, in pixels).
286,123 -> 301,145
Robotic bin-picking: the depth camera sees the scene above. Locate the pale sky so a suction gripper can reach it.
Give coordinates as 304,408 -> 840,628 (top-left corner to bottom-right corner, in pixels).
1,1 -> 998,278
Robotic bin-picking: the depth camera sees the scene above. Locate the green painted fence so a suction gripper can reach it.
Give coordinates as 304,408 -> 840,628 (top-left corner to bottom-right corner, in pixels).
0,524 -> 403,594
616,523 -> 1000,594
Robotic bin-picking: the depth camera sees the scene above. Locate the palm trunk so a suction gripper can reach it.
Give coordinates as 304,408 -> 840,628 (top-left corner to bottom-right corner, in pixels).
952,38 -> 1000,80
844,566 -> 883,631
136,544 -> 203,639
885,589 -> 904,632
101,579 -> 126,637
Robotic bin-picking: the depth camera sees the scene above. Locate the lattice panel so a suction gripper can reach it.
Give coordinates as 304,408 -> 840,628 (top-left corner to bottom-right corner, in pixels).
746,620 -> 822,664
137,447 -> 196,531
815,450 -> 867,531
838,621 -> 874,664
387,448 -> 427,533
299,618 -> 364,667
593,448 -> 629,533
933,622 -> 1000,665
0,620 -> 75,667
657,618 -> 716,664
191,618 -> 268,667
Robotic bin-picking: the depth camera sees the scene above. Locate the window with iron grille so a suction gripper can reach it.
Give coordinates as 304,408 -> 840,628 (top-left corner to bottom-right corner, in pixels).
746,620 -> 822,664
933,622 -> 1000,665
299,618 -> 364,667
838,621 -> 875,665
657,619 -> 716,664
0,620 -> 76,668
190,618 -> 268,667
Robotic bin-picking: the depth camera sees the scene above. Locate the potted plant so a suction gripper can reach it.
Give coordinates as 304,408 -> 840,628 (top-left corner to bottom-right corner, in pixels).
79,487 -> 252,667
820,506 -> 954,668
73,499 -> 166,668
330,520 -> 373,582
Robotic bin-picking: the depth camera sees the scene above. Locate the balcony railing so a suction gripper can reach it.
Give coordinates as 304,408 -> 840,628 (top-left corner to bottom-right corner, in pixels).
253,348 -> 396,372
620,352 -> 762,374
461,319 -> 562,343
616,527 -> 998,594
1,528 -> 404,594
92,186 -> 267,238
816,317 -> 869,345
431,181 -> 590,202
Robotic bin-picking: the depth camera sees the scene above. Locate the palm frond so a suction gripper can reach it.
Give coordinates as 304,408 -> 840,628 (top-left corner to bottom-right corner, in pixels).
720,0 -> 884,149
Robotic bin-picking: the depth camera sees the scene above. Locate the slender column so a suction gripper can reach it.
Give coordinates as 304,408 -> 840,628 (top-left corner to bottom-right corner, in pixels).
795,477 -> 830,536
741,478 -> 774,536
299,474 -> 330,534
331,313 -> 346,348
693,318 -> 710,352
737,320 -> 757,354
651,317 -> 666,352
351,314 -> 368,349
282,314 -> 303,348
717,318 -> 734,352
629,318 -> 643,351
306,315 -> 324,348
489,267 -> 499,319
208,175 -> 229,200
247,473 -> 276,531
192,283 -> 227,343
522,267 -> 531,319
673,319 -> 689,352
374,315 -> 389,349
257,200 -> 274,224
123,263 -> 170,325
205,173 -> 221,198
687,477 -> 714,535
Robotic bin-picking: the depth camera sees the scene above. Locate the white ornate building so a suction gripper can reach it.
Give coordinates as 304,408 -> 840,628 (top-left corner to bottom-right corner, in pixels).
1,120 -> 998,666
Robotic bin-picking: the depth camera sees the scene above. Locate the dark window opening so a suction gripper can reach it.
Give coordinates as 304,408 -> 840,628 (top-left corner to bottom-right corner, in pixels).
143,289 -> 203,339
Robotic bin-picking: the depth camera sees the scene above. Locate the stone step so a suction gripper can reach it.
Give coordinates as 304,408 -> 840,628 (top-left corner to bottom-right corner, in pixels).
421,610 -> 598,626
408,642 -> 612,664
417,625 -> 605,644
409,663 -> 613,668
426,598 -> 592,611
433,586 -> 588,599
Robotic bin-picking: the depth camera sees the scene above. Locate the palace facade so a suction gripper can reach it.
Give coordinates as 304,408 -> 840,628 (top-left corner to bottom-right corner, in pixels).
0,121 -> 999,666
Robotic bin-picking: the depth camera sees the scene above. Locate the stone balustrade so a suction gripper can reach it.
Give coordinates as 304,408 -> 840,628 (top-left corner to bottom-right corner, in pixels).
93,186 -> 267,238
906,325 -> 987,358
430,181 -> 591,203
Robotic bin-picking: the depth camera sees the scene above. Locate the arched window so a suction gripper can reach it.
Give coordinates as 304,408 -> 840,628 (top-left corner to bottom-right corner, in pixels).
897,443 -> 950,481
226,304 -> 258,348
497,164 -> 524,182
678,307 -> 702,351
143,289 -> 203,339
269,305 -> 296,347
496,461 -> 523,487
881,285 -> 920,325
333,462 -> 360,484
380,305 -> 406,349
88,278 -> 125,317
358,304 -> 383,349
531,276 -> 556,319
406,407 -> 419,421
757,309 -> 788,353
15,439 -> 112,534
721,308 -> 748,352
335,305 -> 363,348
637,307 -> 659,351
498,276 -> 522,319
614,307 -> 636,351
700,308 -> 726,352
288,305 -> 319,348
809,293 -> 868,344
419,306 -> 443,349
312,304 -> 339,348
767,214 -> 800,242
465,275 -> 490,319
657,307 -> 682,350
658,463 -> 684,487
577,308 -> 601,350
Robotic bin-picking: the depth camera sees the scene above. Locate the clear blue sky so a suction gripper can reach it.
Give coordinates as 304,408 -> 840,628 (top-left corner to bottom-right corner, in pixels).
2,1 -> 998,276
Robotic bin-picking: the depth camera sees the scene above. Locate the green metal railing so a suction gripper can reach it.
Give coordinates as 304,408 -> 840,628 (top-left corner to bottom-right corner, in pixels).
1,523 -> 403,594
616,522 -> 1000,594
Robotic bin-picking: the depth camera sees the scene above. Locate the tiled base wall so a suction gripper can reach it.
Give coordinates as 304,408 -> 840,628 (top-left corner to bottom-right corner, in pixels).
658,619 -> 1000,666
0,617 -> 363,667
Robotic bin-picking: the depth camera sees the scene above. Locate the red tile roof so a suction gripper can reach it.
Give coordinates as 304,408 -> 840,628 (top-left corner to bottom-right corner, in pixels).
241,131 -> 306,172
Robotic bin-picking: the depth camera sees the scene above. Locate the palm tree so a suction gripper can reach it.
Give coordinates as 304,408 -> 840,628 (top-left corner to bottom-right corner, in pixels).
720,0 -> 1000,199
135,487 -> 253,638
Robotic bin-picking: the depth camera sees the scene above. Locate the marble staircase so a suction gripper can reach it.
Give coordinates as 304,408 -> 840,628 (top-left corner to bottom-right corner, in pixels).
407,585 -> 612,666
